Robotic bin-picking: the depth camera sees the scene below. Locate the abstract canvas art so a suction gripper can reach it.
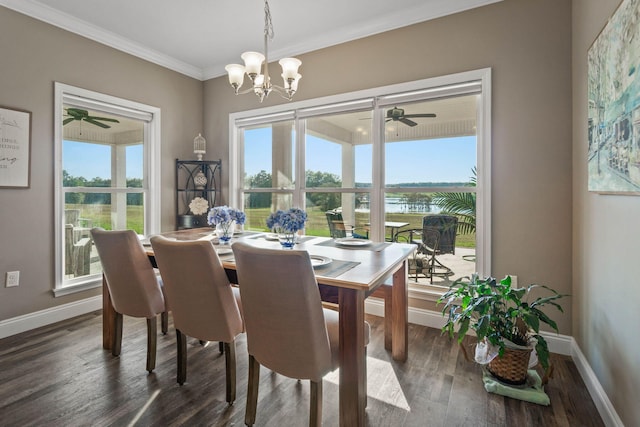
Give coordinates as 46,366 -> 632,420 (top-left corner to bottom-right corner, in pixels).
588,0 -> 640,193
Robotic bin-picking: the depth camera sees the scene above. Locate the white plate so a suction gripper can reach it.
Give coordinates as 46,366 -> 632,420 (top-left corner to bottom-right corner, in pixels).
264,233 -> 279,241
310,255 -> 332,268
334,238 -> 372,247
216,248 -> 233,255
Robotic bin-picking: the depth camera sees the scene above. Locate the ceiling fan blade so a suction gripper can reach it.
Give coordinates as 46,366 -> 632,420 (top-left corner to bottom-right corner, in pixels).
83,118 -> 111,128
399,118 -> 418,127
89,116 -> 120,123
403,113 -> 436,118
66,108 -> 87,119
63,117 -> 75,125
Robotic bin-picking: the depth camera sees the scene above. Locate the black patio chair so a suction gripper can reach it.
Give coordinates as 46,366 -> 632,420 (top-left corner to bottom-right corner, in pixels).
325,210 -> 368,239
399,214 -> 458,283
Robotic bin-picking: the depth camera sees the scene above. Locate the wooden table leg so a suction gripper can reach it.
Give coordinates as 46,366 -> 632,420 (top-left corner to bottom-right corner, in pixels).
102,274 -> 115,350
338,287 -> 366,427
391,260 -> 409,362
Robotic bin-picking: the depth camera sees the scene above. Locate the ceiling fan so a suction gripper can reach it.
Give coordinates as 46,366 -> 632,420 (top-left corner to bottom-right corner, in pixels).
63,108 -> 120,129
385,106 -> 436,127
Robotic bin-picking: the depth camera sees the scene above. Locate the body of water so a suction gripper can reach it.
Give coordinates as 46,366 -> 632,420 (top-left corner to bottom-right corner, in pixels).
358,197 -> 441,214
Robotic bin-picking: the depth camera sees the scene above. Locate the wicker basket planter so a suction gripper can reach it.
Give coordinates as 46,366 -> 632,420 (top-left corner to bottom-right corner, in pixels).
487,345 -> 533,385
439,275 -> 567,386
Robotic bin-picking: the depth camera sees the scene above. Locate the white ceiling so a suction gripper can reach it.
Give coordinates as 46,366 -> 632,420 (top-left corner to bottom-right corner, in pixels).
1,0 -> 500,81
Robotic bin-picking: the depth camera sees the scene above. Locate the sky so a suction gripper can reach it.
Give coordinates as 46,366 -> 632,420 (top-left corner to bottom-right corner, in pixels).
244,128 -> 476,184
63,140 -> 143,179
63,131 -> 477,185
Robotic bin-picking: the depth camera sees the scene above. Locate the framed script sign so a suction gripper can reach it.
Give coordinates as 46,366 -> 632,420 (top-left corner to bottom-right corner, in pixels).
0,106 -> 32,188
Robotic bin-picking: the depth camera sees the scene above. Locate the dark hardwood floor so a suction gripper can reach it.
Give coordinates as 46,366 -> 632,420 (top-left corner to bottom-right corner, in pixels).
0,311 -> 604,426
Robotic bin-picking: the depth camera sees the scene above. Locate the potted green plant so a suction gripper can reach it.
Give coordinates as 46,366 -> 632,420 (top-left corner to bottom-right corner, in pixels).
438,274 -> 567,385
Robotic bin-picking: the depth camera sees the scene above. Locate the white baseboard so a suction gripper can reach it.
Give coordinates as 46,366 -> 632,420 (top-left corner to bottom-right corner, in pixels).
366,298 -> 574,356
570,339 -> 624,427
0,296 -> 101,339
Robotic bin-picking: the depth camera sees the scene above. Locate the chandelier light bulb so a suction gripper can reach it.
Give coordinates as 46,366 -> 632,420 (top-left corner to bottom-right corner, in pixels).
241,51 -> 265,76
225,64 -> 245,90
279,57 -> 302,80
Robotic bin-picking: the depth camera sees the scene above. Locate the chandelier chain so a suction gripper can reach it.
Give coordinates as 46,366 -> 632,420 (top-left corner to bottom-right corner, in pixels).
264,0 -> 274,41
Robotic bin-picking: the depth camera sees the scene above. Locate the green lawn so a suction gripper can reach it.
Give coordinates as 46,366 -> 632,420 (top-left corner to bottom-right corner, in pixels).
66,204 -> 144,234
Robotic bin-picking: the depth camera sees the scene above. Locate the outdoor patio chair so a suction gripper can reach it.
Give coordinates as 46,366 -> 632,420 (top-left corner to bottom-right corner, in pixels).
325,210 -> 368,239
399,214 -> 458,283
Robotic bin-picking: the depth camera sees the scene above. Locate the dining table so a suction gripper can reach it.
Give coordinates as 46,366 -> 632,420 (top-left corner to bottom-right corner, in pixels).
101,228 -> 414,427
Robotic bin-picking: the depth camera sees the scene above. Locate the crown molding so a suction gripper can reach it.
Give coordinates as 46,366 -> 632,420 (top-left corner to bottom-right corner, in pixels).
203,0 -> 503,80
0,0 -> 204,80
2,0 -> 502,82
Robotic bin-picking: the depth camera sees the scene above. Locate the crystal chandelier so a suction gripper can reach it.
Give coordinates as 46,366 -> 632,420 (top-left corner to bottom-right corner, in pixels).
224,0 -> 302,102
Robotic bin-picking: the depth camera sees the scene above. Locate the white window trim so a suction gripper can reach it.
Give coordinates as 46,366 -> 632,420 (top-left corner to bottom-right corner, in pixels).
53,83 -> 161,296
229,68 -> 492,298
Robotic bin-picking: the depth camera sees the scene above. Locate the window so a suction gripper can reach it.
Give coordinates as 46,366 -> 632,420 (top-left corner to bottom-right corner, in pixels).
54,83 -> 161,295
230,69 -> 491,298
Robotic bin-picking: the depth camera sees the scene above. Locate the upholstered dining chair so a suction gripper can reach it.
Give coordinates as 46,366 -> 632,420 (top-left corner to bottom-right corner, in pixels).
149,236 -> 244,404
90,228 -> 168,373
232,241 -> 370,427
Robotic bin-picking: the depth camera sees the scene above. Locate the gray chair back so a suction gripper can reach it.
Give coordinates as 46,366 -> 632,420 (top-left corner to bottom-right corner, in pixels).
91,228 -> 165,318
150,236 -> 243,342
232,241 -> 333,381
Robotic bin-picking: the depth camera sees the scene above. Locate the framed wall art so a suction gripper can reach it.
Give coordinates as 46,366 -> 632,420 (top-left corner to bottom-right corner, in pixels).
0,106 -> 32,188
588,0 -> 640,194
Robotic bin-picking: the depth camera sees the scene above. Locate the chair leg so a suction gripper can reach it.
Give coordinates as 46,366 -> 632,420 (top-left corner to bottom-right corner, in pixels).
112,312 -> 123,357
161,311 -> 168,335
219,341 -> 224,354
224,341 -> 237,404
245,354 -> 260,426
146,317 -> 157,373
176,329 -> 187,385
310,380 -> 323,427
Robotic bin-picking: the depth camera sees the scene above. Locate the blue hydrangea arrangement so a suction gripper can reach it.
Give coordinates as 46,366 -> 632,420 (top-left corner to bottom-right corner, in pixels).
207,205 -> 246,226
266,208 -> 307,233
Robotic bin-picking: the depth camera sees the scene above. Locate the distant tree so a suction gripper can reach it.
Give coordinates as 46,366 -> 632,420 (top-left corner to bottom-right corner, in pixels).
400,193 -> 432,212
63,170 -> 146,205
306,171 -> 342,211
247,170 -> 273,208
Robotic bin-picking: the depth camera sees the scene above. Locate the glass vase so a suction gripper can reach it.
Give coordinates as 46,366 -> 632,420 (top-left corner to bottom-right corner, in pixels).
278,231 -> 296,249
215,221 -> 234,245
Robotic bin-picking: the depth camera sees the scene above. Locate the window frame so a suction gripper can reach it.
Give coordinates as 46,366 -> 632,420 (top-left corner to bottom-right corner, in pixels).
53,83 -> 161,296
229,69 -> 492,298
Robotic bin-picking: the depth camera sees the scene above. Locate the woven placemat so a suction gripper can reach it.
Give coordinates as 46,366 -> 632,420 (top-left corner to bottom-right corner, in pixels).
313,259 -> 360,278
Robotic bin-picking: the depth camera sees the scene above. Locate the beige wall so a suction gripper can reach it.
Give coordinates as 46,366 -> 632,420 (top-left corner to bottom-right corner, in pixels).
572,1 -> 640,425
0,7 -> 203,319
205,0 -> 574,332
